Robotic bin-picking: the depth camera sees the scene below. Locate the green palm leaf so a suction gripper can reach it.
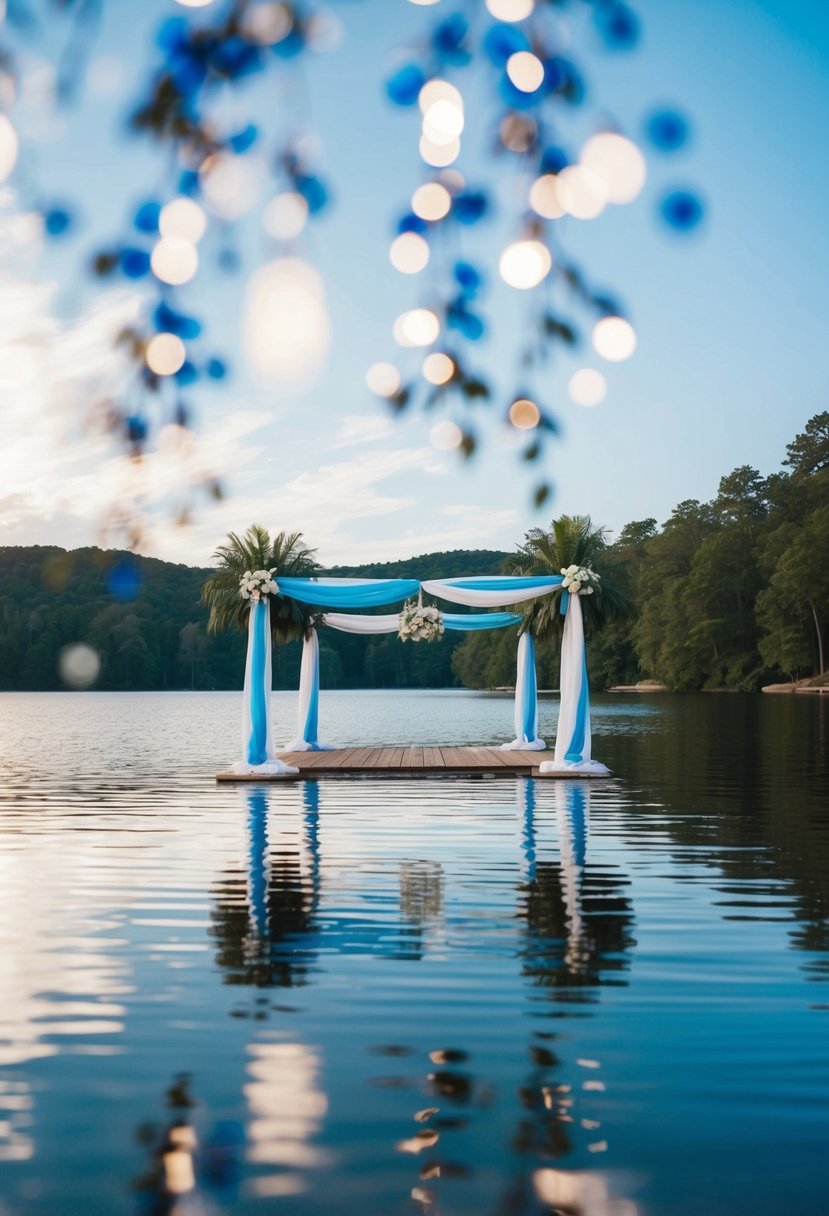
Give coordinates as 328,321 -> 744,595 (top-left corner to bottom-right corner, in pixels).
510,514 -> 632,640
202,525 -> 321,644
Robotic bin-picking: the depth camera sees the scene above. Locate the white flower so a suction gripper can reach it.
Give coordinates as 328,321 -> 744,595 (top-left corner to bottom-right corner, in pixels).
566,564 -> 578,575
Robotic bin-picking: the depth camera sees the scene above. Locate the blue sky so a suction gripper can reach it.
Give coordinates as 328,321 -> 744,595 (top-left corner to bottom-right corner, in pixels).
2,0 -> 828,566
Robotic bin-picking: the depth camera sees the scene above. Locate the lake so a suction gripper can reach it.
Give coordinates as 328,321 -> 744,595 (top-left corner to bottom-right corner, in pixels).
0,690 -> 827,1215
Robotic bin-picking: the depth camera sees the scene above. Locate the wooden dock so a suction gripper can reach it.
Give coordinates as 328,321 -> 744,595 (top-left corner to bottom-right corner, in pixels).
216,746 -> 612,781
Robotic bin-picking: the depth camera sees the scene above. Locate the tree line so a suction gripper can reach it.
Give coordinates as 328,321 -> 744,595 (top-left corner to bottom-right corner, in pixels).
453,413 -> 828,691
0,413 -> 825,693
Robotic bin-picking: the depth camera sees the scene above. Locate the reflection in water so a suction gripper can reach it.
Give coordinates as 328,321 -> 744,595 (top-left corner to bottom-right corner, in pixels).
399,859 -> 445,961
506,781 -> 639,1216
209,786 -> 321,988
132,1075 -> 245,1216
244,1041 -> 327,1200
518,780 -> 635,1002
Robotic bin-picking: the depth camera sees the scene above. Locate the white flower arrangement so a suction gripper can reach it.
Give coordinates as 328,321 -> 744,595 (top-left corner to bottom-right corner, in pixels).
560,563 -> 601,596
398,595 -> 444,643
239,568 -> 279,603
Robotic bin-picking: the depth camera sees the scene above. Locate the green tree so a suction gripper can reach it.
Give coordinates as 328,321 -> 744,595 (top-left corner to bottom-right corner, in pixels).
510,515 -> 632,643
757,506 -> 829,676
201,525 -> 321,643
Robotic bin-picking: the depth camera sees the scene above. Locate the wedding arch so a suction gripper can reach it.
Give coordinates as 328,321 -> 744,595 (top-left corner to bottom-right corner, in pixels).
231,570 -> 607,778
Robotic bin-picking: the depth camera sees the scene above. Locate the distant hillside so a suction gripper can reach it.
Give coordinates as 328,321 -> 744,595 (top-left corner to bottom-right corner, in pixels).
0,546 -> 510,692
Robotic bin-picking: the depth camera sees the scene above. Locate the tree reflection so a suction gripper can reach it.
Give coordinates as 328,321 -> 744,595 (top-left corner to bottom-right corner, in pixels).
209,785 -> 321,989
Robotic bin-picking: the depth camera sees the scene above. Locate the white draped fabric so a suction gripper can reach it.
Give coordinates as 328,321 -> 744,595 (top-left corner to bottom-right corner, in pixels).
501,632 -> 546,751
284,628 -> 334,752
421,578 -> 561,608
233,600 -> 298,776
321,612 -> 400,634
539,595 -> 610,776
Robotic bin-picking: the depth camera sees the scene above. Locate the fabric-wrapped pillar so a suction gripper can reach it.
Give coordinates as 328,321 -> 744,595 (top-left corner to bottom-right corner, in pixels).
232,600 -> 298,776
501,631 -> 546,751
284,628 -> 334,752
539,595 -> 610,775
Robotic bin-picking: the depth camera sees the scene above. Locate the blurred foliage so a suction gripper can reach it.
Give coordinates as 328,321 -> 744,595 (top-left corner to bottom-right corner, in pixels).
0,0 -> 703,535
383,0 -> 702,506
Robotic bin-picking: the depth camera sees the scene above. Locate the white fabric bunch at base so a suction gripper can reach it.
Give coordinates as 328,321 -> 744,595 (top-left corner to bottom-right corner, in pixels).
501,737 -> 547,751
282,738 -> 335,753
230,758 -> 299,776
538,758 -> 611,776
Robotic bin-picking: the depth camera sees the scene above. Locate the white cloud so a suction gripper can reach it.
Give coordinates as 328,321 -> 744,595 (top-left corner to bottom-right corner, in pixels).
329,412 -> 397,449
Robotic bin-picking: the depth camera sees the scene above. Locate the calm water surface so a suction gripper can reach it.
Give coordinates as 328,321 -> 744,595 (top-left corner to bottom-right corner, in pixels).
0,690 -> 827,1216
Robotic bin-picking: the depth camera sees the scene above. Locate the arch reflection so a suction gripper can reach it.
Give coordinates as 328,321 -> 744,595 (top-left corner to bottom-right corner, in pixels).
517,780 -> 635,1003
209,784 -> 321,989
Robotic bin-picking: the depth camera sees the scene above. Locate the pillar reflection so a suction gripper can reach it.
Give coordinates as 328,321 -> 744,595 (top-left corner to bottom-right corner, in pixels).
209,786 -> 321,989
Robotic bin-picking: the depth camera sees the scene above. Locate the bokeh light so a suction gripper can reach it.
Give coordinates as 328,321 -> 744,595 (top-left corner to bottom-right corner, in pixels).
499,239 -> 552,289
244,258 -> 330,383
592,316 -> 636,361
419,79 -> 463,114
508,397 -> 541,429
423,99 -> 465,144
412,182 -> 451,221
430,420 -> 463,450
506,51 -> 544,93
151,237 -> 199,285
263,191 -> 309,240
59,644 -> 100,689
419,135 -> 461,167
146,333 -> 186,376
556,165 -> 608,219
159,197 -> 207,243
486,0 -> 534,19
389,231 -> 430,274
423,352 -> 455,385
408,0 -> 442,6
529,174 -> 566,219
568,368 -> 607,406
175,0 -> 215,7
0,114 -> 18,182
200,153 -> 261,219
394,308 -> 440,347
366,362 -> 401,397
242,2 -> 292,44
581,132 -> 646,204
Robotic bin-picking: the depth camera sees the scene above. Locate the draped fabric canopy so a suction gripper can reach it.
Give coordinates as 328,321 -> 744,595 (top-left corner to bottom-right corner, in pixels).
232,573 -> 605,774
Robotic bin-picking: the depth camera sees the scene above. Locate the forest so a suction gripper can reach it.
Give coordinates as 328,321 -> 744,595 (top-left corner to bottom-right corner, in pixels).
0,413 -> 825,694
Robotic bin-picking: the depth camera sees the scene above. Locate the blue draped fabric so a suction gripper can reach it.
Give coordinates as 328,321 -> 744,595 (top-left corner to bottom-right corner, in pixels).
520,632 -> 538,742
443,612 -> 522,630
519,779 -> 537,881
564,651 -> 590,763
566,784 -> 588,870
247,788 -> 268,937
248,600 -> 269,765
303,638 -> 320,746
277,577 -> 420,607
435,576 -> 562,592
559,589 -> 570,617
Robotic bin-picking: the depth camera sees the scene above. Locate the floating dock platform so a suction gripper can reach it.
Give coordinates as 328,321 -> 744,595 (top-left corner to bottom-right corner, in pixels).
216,747 -> 612,781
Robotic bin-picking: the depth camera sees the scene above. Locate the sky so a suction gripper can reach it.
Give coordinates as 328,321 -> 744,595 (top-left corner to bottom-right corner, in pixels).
1,0 -> 828,568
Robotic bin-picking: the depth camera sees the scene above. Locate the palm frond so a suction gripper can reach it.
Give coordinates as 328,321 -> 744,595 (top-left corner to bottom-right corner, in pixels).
510,514 -> 631,640
202,524 -> 321,643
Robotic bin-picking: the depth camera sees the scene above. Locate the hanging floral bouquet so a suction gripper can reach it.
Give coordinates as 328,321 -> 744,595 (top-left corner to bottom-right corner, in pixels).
399,593 -> 444,642
239,568 -> 279,603
560,564 -> 601,596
